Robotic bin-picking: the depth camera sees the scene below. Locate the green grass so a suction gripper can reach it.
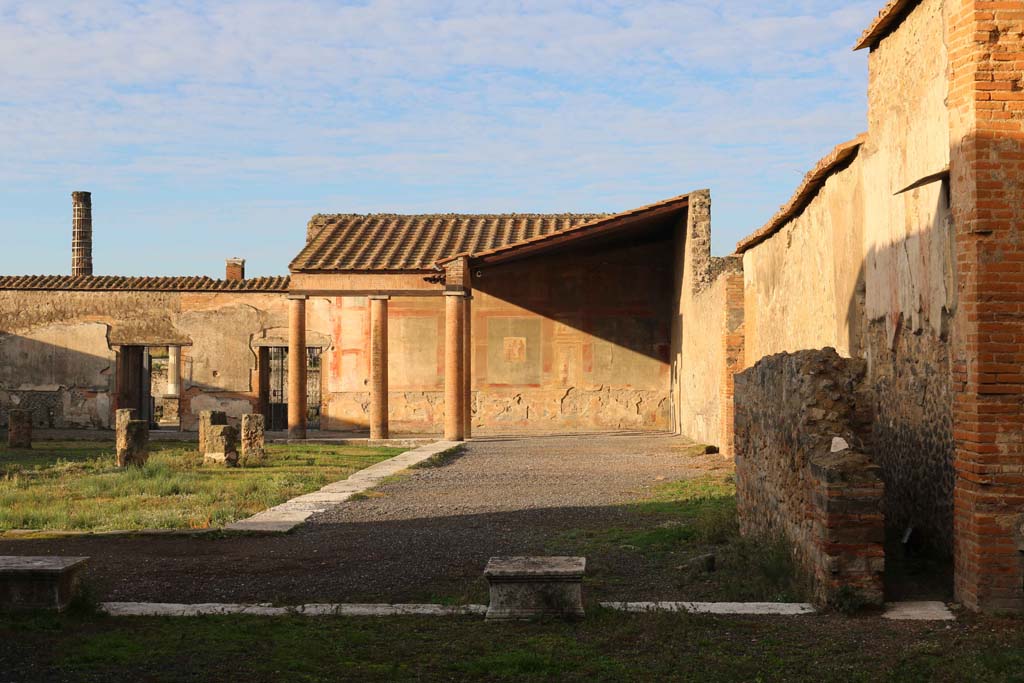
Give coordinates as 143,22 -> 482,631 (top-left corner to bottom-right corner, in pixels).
551,473 -> 809,603
0,440 -> 404,532
5,609 -> 1024,682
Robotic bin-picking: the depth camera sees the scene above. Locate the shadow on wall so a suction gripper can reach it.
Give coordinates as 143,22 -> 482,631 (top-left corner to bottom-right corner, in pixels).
843,177 -> 956,561
0,334 -> 115,429
0,333 -> 252,430
474,230 -> 676,368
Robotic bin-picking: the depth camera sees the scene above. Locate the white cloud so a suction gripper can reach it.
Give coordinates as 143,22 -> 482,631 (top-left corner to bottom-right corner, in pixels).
0,0 -> 879,275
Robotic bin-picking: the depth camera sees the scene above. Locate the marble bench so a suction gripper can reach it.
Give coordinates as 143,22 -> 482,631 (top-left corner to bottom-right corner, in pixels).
0,556 -> 89,611
484,556 -> 586,621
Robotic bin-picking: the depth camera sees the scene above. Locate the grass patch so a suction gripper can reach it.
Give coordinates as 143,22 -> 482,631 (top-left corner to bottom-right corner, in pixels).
0,440 -> 403,532
551,472 -> 809,603
409,445 -> 465,469
4,609 -> 1024,682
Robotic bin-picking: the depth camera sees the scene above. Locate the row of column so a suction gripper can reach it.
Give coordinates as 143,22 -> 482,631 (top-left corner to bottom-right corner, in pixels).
286,292 -> 472,441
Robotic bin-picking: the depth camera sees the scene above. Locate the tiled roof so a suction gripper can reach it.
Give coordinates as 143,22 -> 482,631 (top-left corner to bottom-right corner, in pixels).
735,135 -> 866,254
0,275 -> 290,292
460,193 -> 693,265
854,0 -> 921,51
290,214 -> 607,272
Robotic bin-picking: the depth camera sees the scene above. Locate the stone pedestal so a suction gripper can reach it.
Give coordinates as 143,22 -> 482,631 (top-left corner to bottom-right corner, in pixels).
0,556 -> 89,611
117,420 -> 149,467
484,556 -> 586,621
240,414 -> 266,467
205,425 -> 239,466
198,410 -> 228,455
7,409 -> 32,449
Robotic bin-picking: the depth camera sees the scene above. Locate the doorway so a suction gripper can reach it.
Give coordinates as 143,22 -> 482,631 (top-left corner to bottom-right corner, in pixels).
115,345 -> 154,426
259,346 -> 322,431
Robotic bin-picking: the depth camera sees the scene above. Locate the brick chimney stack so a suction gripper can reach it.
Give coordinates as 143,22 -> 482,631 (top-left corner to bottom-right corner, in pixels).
226,258 -> 246,281
71,191 -> 93,277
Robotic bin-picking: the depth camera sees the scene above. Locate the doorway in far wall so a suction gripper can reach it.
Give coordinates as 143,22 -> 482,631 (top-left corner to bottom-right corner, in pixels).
259,346 -> 321,431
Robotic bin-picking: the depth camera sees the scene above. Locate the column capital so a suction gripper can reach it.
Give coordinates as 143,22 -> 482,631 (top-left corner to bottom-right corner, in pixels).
287,294 -> 308,301
367,294 -> 391,301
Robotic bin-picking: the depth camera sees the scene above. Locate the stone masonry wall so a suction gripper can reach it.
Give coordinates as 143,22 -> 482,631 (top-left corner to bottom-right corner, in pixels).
673,189 -> 746,453
867,319 -> 955,557
735,348 -> 884,605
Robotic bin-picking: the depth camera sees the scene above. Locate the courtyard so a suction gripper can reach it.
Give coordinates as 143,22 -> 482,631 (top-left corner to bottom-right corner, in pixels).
0,434 -> 1013,682
0,433 -> 799,605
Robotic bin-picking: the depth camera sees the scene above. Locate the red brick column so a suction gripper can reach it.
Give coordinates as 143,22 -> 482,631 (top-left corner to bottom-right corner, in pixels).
720,270 -> 745,457
463,294 -> 473,439
948,0 -> 1024,611
369,295 -> 390,440
287,295 -> 308,440
444,291 -> 466,441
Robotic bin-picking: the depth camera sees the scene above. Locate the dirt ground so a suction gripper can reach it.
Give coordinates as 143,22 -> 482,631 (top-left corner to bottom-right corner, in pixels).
0,433 -> 737,605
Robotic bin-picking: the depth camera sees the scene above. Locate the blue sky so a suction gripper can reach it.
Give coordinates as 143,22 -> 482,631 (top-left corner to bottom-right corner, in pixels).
0,0 -> 879,277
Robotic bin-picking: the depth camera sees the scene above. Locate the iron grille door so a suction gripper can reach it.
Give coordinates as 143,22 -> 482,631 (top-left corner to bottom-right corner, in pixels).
266,346 -> 321,431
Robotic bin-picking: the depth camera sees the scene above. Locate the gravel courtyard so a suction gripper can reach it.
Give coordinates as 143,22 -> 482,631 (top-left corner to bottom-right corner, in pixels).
0,433 -> 736,605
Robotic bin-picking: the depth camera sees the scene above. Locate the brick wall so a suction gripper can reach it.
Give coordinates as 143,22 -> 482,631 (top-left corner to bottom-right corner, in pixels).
735,348 -> 884,605
719,270 -> 744,457
948,0 -> 1024,611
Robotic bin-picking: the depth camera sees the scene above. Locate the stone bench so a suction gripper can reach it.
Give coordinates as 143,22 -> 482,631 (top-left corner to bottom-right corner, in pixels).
484,556 -> 586,621
0,556 -> 89,611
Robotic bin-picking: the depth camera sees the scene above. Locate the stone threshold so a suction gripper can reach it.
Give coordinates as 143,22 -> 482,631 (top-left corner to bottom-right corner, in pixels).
268,438 -> 436,447
1,441 -> 463,539
602,601 -> 957,620
101,602 -> 488,617
223,441 -> 463,532
881,601 -> 955,621
99,600 -> 955,620
601,601 -> 816,616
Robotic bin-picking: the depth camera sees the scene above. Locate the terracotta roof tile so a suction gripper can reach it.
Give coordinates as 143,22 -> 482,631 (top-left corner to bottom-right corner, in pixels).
0,275 -> 290,292
854,0 -> 921,51
289,214 -> 607,272
735,135 -> 866,254
462,193 -> 692,265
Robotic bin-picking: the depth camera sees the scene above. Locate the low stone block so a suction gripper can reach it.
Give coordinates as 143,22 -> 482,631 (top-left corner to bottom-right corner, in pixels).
239,414 -> 266,467
205,425 -> 239,467
117,420 -> 149,467
114,408 -> 136,458
7,409 -> 32,449
198,410 -> 228,455
484,556 -> 585,621
0,556 -> 89,611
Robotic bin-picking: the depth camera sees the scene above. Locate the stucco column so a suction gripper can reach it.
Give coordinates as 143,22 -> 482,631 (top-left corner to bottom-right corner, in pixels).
369,295 -> 390,440
463,295 -> 473,439
165,346 -> 181,397
444,291 -> 466,441
288,295 -> 308,440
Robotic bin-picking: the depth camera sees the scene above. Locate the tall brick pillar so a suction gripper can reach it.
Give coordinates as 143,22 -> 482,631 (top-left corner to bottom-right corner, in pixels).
947,0 -> 1024,612
719,268 -> 745,457
287,295 -> 308,440
71,191 -> 93,277
463,294 -> 473,439
369,295 -> 390,440
444,291 -> 466,441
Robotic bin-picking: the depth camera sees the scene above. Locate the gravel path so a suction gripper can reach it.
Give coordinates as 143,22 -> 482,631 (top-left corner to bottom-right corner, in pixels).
0,432 -> 711,604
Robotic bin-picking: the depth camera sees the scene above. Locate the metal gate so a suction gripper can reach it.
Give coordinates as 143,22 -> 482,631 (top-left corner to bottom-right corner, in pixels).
266,347 -> 321,431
